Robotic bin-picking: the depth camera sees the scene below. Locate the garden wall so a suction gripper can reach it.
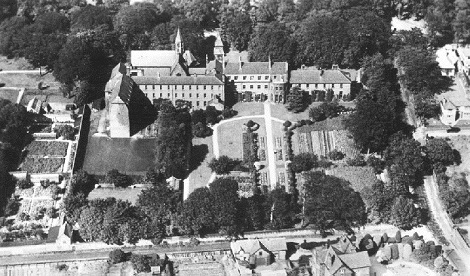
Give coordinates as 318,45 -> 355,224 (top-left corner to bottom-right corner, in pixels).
72,105 -> 90,173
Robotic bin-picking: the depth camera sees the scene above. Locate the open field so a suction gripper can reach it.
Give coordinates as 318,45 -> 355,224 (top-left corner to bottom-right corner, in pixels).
232,102 -> 264,117
0,56 -> 34,70
83,137 -> 156,174
0,72 -> 59,89
327,165 -> 377,192
87,187 -> 145,205
446,136 -> 470,179
0,88 -> 21,103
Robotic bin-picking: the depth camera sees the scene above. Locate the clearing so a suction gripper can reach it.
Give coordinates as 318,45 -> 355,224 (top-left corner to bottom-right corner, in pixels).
187,136 -> 214,194
0,88 -> 22,103
87,187 -> 145,205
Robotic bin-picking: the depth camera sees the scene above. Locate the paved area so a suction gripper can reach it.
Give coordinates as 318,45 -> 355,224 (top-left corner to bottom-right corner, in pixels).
264,102 -> 278,189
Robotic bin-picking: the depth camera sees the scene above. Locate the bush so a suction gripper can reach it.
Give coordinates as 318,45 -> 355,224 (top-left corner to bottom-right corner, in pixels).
4,197 -> 21,216
18,212 -> 30,221
54,124 -> 76,140
346,155 -> 366,166
283,121 -> 292,128
109,249 -> 127,264
367,156 -> 385,174
289,153 -> 318,173
193,122 -> 213,138
246,120 -> 255,128
56,264 -> 68,271
105,169 -> 130,187
395,230 -> 402,243
328,150 -> 345,161
222,108 -> 237,119
17,179 -> 33,189
131,254 -> 151,273
40,179 -> 51,188
46,207 -> 55,218
208,156 -> 239,174
50,184 -> 61,200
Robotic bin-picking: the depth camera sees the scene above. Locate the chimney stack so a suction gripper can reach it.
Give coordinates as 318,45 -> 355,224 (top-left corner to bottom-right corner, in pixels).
239,56 -> 242,70
268,55 -> 272,71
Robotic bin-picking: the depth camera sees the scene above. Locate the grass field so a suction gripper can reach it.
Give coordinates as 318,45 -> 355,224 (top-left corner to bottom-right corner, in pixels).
0,56 -> 33,70
0,88 -> 21,103
327,165 -> 377,192
232,102 -> 264,117
87,187 -> 144,204
83,137 -> 156,174
20,88 -> 73,105
218,118 -> 266,159
0,72 -> 59,89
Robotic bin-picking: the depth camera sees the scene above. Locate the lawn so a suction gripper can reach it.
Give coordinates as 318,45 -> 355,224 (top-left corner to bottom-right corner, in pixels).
83,137 -> 157,174
0,56 -> 34,70
0,72 -> 59,89
24,141 -> 69,157
271,102 -> 355,122
327,165 -> 377,192
232,102 -> 264,117
0,88 -> 21,103
187,136 -> 214,194
446,136 -> 470,179
218,118 -> 266,159
87,187 -> 145,205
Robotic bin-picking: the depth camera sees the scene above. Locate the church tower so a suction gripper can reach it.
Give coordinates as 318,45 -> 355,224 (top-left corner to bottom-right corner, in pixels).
175,28 -> 183,55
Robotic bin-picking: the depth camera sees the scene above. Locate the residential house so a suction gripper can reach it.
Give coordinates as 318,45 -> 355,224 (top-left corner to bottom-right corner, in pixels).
436,45 -> 458,77
440,97 -> 470,126
311,235 -> 371,276
47,221 -> 73,245
225,58 -> 289,103
290,66 -> 353,101
230,238 -> 287,268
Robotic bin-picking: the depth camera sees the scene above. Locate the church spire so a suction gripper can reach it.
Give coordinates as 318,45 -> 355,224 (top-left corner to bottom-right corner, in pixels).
175,28 -> 183,54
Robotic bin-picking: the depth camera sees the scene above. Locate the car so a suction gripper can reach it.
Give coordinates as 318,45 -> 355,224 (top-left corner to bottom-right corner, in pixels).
446,127 -> 461,133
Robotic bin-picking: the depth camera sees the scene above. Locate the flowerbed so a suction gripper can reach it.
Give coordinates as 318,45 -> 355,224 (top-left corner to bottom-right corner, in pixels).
20,157 -> 64,173
24,141 -> 68,157
242,132 -> 259,163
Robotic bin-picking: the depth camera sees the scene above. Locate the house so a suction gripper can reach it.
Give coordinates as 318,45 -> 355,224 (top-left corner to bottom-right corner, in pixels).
47,221 -> 73,245
436,45 -> 458,77
225,58 -> 289,103
290,66 -> 353,101
457,46 -> 470,76
230,238 -> 287,268
311,236 -> 371,276
27,97 -> 43,114
440,97 -> 470,126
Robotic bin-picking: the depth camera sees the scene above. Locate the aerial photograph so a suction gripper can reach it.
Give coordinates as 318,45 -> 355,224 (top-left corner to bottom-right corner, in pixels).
0,0 -> 470,275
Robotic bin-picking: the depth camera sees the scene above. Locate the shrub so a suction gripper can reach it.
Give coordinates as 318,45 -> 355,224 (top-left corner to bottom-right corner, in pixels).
50,184 -> 61,200
109,249 -> 127,264
246,120 -> 255,128
395,230 -> 402,243
17,179 -> 33,189
18,212 -> 30,221
40,179 -> 51,188
289,153 -> 318,173
328,150 -> 345,161
54,124 -> 76,140
105,169 -> 130,188
56,264 -> 68,271
4,197 -> 21,216
283,121 -> 292,128
222,108 -> 237,119
131,254 -> 151,273
367,156 -> 385,174
46,207 -> 55,218
208,156 -> 239,174
346,155 -> 366,166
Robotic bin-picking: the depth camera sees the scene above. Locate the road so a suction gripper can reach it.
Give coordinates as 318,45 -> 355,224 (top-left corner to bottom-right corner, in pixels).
424,176 -> 470,275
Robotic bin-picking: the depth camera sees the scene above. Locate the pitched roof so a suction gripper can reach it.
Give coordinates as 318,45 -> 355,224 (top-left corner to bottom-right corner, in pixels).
133,75 -> 224,85
338,251 -> 371,270
231,238 -> 287,255
59,222 -> 73,238
131,50 -> 177,68
224,62 -> 288,75
47,226 -> 60,243
290,69 -> 351,84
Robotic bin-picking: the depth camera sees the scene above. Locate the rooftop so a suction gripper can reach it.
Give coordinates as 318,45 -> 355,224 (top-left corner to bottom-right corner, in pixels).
133,75 -> 224,85
131,50 -> 177,68
231,238 -> 287,255
290,69 -> 351,84
225,61 -> 288,75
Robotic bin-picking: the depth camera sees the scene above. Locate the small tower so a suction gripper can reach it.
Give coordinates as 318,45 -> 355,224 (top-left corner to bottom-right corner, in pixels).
175,28 -> 183,55
214,32 -> 224,62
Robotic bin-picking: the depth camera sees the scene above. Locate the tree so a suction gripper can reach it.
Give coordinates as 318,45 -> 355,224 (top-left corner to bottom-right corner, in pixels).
294,15 -> 349,68
240,194 -> 268,231
70,5 -> 113,33
328,150 -> 345,161
248,21 -> 296,64
0,0 -> 16,23
425,0 -> 455,47
453,0 -> 470,44
345,93 -> 403,153
0,16 -> 28,58
303,172 -> 366,230
69,170 -> 95,196
17,178 -> 33,189
137,182 -> 181,237
309,101 -> 343,122
0,98 -> 30,150
208,156 -> 239,174
130,254 -> 151,273
209,178 -> 240,235
154,101 -> 192,179
265,188 -> 298,230
191,109 -> 206,124
289,153 -> 318,173
174,0 -> 221,28
178,187 -> 215,235
109,249 -> 127,264
54,125 -> 75,140
361,180 -> 395,223
391,196 -> 422,230
220,12 -> 252,51
425,138 -> 455,167
105,169 -> 130,188
415,94 -> 440,120
62,192 -> 88,223
286,87 -> 308,113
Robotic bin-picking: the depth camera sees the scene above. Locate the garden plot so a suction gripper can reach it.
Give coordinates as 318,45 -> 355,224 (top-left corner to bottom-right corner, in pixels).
16,186 -> 59,217
294,129 -> 359,158
20,157 -> 65,173
24,141 -> 68,157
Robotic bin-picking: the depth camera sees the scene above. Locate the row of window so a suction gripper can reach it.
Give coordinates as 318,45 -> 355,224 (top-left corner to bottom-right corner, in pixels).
228,75 -> 284,81
301,83 -> 344,89
239,84 -> 285,91
145,93 -> 217,99
140,85 -> 222,90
